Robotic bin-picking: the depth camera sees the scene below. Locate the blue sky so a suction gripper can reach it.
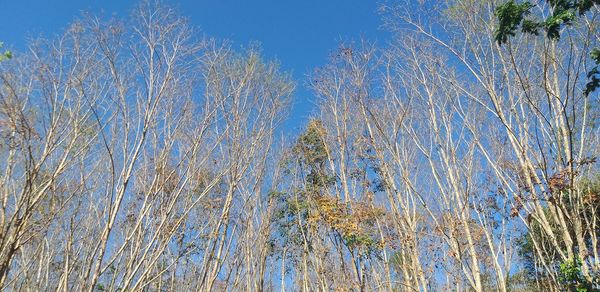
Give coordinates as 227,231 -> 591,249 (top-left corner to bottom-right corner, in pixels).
0,0 -> 389,131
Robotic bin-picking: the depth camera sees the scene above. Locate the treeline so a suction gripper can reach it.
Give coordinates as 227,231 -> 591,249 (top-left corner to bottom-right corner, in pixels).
0,0 -> 598,291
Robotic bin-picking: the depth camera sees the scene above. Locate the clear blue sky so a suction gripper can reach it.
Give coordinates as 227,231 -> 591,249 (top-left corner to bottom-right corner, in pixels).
0,0 -> 389,131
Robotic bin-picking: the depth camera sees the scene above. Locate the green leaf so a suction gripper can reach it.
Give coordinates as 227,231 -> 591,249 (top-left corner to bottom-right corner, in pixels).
494,0 -> 534,44
522,19 -> 543,35
591,48 -> 600,64
545,8 -> 576,40
579,0 -> 600,15
583,75 -> 599,96
0,42 -> 11,62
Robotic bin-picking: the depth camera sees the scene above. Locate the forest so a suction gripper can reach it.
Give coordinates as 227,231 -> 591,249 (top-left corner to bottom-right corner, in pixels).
0,0 -> 599,291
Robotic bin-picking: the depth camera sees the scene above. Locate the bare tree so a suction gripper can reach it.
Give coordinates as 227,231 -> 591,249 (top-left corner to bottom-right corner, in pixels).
0,2 -> 292,291
381,0 -> 599,290
1,0 -> 597,291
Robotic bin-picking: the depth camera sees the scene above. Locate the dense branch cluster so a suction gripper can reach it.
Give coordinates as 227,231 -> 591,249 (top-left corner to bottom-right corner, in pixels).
0,0 -> 598,291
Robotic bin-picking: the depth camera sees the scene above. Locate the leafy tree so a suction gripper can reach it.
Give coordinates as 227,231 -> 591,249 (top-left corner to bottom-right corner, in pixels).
495,0 -> 600,96
558,257 -> 597,291
272,120 -> 383,250
517,175 -> 600,290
